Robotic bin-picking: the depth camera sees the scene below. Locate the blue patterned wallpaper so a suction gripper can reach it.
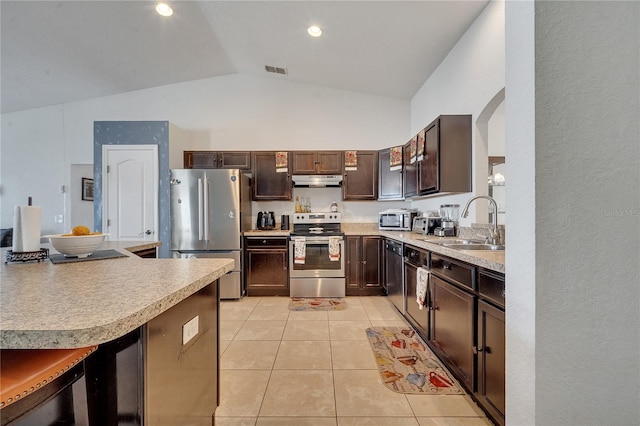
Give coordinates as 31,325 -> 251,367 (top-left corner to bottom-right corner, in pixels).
93,121 -> 170,258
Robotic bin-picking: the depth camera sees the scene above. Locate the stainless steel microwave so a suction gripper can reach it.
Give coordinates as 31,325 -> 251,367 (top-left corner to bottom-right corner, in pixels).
378,209 -> 418,231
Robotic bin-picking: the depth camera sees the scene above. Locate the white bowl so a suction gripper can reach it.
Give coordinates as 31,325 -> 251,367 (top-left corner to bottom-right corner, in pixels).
46,234 -> 106,258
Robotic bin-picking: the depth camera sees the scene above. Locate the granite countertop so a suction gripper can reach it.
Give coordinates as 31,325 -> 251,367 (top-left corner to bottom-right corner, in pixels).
244,229 -> 291,237
244,224 -> 504,273
378,231 -> 505,273
107,240 -> 163,254
0,241 -> 234,349
340,223 -> 505,273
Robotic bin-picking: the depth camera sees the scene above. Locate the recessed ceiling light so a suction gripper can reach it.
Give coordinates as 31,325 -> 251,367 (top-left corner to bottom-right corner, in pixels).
307,25 -> 322,37
155,3 -> 173,17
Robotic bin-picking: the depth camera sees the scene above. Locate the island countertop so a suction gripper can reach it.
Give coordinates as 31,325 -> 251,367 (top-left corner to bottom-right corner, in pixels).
0,242 -> 234,349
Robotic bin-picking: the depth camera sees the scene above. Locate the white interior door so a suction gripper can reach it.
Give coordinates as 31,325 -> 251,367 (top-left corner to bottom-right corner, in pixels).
103,145 -> 158,241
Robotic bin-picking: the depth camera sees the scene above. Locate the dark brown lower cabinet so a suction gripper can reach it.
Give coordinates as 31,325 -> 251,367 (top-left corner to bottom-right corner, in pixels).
131,247 -> 157,258
346,236 -> 384,296
476,268 -> 505,425
429,274 -> 476,391
477,300 -> 505,426
245,237 -> 289,296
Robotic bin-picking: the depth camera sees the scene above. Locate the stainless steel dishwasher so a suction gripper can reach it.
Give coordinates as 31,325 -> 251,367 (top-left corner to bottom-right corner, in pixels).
385,239 -> 405,314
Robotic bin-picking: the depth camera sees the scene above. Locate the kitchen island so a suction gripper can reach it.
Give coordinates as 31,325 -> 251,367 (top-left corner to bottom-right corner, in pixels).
1,241 -> 234,424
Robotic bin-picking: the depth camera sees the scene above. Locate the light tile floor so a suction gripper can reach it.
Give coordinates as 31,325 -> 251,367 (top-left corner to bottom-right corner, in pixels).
215,296 -> 493,426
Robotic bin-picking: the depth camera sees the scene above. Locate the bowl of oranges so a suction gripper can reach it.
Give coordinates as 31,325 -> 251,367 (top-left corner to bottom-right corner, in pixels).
46,226 -> 106,258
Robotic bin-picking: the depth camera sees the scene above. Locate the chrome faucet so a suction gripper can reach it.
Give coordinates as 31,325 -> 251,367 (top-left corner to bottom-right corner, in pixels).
461,195 -> 501,245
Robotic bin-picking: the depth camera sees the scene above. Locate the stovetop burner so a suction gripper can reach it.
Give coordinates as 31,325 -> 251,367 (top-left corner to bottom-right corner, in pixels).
290,226 -> 343,237
290,212 -> 343,237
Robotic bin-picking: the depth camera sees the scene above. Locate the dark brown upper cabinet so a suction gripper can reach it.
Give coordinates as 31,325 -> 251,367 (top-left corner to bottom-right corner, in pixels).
342,150 -> 378,200
403,138 -> 418,198
378,148 -> 404,201
418,115 -> 472,196
252,152 -> 292,200
291,151 -> 342,175
184,151 -> 251,170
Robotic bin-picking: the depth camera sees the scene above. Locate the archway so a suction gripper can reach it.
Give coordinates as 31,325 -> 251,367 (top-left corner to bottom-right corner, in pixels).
473,88 -> 505,223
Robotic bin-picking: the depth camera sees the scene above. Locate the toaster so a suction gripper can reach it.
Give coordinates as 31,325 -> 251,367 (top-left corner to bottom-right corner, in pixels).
412,216 -> 442,235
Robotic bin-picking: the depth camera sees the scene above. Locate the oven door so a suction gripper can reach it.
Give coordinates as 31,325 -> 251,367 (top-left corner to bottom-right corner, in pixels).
289,237 -> 345,278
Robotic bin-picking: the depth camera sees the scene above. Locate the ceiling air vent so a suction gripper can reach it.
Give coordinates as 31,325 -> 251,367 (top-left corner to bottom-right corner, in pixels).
265,65 -> 288,75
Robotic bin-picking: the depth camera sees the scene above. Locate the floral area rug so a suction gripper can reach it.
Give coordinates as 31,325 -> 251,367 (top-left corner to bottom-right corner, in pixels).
366,326 -> 465,395
288,297 -> 347,311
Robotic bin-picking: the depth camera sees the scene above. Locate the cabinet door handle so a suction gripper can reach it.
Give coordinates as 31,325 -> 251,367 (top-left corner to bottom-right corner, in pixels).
473,346 -> 484,354
443,263 -> 452,270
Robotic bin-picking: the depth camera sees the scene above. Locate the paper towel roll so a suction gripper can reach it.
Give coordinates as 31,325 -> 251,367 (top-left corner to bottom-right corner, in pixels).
12,205 -> 42,252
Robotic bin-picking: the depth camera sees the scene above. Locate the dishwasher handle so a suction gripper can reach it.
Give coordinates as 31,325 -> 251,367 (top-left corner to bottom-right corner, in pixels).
386,241 -> 403,255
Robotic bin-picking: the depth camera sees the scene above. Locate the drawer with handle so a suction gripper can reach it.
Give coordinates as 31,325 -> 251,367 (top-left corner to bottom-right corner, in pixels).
478,268 -> 505,309
245,237 -> 288,248
430,253 -> 475,290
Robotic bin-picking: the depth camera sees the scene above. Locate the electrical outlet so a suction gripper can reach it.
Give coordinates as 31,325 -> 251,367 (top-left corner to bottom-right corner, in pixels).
182,316 -> 199,345
54,214 -> 64,223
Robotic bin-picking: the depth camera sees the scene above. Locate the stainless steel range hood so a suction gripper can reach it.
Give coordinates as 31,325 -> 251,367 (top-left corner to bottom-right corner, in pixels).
292,175 -> 343,187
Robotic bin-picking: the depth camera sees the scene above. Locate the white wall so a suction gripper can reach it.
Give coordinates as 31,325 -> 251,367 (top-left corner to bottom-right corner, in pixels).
1,105 -> 68,235
507,1 -> 640,424
409,0 -> 505,225
533,2 -> 639,424
488,101 -> 505,157
69,164 -> 94,230
504,1 -> 536,423
1,74 -> 409,232
253,187 -> 409,227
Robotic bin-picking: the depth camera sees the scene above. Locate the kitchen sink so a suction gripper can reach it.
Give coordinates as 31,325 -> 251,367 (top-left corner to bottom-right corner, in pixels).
423,239 -> 484,245
440,243 -> 505,251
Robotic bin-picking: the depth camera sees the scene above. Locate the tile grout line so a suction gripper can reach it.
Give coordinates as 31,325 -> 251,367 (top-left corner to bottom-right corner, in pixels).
219,296 -> 490,425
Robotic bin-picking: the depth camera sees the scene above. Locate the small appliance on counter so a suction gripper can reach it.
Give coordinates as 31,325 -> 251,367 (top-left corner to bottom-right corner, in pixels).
412,216 -> 442,235
280,214 -> 290,230
378,209 -> 419,231
434,204 -> 459,236
257,211 -> 276,230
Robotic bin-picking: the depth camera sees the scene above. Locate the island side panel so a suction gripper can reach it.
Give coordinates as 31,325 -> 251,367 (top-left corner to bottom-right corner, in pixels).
143,281 -> 219,425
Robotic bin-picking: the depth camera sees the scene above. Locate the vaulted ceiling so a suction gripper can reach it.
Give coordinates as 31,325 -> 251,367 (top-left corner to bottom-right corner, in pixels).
1,1 -> 489,114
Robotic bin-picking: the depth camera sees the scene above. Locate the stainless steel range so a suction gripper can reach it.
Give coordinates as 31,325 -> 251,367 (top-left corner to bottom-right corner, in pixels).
289,212 -> 345,298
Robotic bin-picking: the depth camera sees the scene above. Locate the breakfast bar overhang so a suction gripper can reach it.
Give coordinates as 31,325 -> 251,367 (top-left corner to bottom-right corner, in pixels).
1,243 -> 233,425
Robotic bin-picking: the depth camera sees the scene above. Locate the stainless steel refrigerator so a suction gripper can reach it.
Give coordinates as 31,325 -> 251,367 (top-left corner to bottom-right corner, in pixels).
170,169 -> 252,299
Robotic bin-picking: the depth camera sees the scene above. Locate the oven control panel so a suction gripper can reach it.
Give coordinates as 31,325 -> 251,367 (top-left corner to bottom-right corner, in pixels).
292,213 -> 341,224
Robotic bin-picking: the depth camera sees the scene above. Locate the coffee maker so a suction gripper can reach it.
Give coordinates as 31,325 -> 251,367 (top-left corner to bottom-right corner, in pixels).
257,211 -> 276,230
435,204 -> 459,236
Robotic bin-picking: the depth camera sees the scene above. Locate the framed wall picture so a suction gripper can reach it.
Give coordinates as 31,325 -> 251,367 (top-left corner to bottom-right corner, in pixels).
82,178 -> 94,201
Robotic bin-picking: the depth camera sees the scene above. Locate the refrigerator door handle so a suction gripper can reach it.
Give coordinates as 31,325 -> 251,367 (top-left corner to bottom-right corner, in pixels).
203,178 -> 210,241
198,178 -> 204,241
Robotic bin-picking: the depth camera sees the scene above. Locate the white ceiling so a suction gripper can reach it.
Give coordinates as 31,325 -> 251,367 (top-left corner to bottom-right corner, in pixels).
1,0 -> 489,114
